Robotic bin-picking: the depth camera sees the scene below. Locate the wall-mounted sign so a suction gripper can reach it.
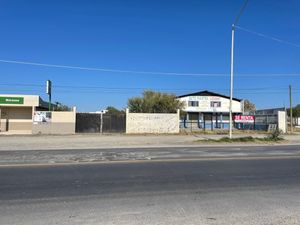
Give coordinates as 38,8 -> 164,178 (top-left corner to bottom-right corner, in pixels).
0,96 -> 24,104
33,111 -> 52,124
181,95 -> 242,113
234,115 -> 255,123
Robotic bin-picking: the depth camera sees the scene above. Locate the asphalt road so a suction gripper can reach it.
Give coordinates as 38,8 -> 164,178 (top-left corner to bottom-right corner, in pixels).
1,157 -> 300,225
1,145 -> 300,165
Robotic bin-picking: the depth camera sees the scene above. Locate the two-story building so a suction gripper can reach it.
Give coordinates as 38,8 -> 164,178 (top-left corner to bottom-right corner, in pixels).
177,90 -> 243,130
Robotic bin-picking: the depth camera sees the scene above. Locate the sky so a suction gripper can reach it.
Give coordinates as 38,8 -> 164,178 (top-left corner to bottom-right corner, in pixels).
0,0 -> 299,112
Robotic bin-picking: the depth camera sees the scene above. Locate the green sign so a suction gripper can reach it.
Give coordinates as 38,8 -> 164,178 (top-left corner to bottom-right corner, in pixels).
0,96 -> 24,104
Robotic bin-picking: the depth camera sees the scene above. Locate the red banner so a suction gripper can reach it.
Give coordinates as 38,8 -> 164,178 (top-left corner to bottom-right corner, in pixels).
234,115 -> 255,123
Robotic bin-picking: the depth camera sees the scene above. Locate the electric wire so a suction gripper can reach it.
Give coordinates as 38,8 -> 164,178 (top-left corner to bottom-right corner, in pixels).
235,25 -> 300,48
0,59 -> 226,77
0,59 -> 299,77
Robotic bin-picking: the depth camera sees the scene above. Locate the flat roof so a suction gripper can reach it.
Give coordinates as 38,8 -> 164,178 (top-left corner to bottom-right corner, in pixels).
0,94 -> 50,108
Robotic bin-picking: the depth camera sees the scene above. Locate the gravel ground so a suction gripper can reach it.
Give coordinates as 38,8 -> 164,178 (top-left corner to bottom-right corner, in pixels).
0,133 -> 300,151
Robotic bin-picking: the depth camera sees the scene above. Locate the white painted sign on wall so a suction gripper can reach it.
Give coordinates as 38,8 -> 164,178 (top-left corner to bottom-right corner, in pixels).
179,95 -> 242,113
126,110 -> 180,134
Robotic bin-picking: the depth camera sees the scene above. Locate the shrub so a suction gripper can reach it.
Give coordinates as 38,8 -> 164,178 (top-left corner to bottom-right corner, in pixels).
267,129 -> 283,141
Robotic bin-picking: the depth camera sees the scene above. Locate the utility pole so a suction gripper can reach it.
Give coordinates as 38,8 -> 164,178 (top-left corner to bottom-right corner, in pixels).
289,85 -> 293,133
229,0 -> 249,139
46,80 -> 52,111
229,25 -> 235,139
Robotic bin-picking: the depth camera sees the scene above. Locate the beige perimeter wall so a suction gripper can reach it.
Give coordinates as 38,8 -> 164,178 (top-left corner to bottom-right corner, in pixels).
126,109 -> 180,134
32,110 -> 76,134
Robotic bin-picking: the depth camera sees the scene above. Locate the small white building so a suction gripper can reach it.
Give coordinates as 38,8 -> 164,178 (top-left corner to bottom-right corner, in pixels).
177,90 -> 243,130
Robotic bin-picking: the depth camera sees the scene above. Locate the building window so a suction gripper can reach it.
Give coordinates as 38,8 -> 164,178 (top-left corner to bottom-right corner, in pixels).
189,112 -> 199,120
222,115 -> 229,120
188,101 -> 199,107
210,101 -> 221,108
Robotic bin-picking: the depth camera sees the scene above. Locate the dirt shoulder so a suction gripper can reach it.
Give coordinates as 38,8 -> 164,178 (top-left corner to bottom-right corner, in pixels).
0,133 -> 299,151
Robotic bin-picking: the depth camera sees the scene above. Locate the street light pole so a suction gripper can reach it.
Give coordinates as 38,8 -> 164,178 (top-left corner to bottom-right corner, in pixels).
229,25 -> 235,139
229,0 -> 249,139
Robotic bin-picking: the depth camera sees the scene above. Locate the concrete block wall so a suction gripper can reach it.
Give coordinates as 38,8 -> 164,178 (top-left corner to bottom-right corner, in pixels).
126,109 -> 180,134
32,108 -> 76,134
277,111 -> 287,133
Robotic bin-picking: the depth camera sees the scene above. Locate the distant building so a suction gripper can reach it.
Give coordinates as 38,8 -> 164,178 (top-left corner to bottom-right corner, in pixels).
89,109 -> 108,114
250,107 -> 286,116
177,90 -> 243,130
248,107 -> 287,133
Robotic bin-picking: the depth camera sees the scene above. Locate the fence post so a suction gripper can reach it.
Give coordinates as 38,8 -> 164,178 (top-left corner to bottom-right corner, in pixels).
125,108 -> 129,134
100,113 -> 103,133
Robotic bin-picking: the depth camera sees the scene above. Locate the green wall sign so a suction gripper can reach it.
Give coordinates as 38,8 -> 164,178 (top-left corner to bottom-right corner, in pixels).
0,96 -> 24,104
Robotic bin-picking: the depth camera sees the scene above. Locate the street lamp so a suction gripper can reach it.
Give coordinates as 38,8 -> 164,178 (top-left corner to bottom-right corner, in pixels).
229,0 -> 249,139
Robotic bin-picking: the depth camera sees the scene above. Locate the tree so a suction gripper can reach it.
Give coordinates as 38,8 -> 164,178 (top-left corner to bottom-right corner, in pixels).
127,90 -> 184,113
243,99 -> 256,112
294,105 -> 300,117
288,105 -> 300,118
106,106 -> 124,114
54,102 -> 71,111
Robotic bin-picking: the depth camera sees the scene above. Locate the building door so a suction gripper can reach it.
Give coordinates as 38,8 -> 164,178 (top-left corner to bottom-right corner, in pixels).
204,113 -> 213,130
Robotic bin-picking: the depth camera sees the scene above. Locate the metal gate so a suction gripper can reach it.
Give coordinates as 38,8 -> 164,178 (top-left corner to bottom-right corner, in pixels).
76,113 -> 126,133
102,114 -> 126,133
76,113 -> 101,133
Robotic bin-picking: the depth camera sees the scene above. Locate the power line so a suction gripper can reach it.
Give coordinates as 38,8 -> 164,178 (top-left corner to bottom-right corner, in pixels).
0,59 -> 226,77
1,88 -> 298,95
0,83 -> 288,91
235,25 -> 300,48
0,59 -> 300,77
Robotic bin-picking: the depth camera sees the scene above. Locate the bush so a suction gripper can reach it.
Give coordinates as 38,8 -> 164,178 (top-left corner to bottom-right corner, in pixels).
127,90 -> 184,113
267,129 -> 283,141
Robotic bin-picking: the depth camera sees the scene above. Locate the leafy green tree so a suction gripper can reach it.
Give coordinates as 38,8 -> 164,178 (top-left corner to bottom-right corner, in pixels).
293,105 -> 300,117
54,102 -> 71,111
127,90 -> 184,113
106,106 -> 124,114
289,105 -> 300,117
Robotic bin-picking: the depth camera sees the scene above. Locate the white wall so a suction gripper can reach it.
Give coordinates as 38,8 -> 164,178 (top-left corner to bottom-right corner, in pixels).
126,109 -> 180,134
296,118 -> 300,126
278,111 -> 287,133
179,95 -> 242,113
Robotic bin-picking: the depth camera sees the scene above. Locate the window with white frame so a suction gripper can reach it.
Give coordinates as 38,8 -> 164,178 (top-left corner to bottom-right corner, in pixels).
188,101 -> 199,107
210,101 -> 221,108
